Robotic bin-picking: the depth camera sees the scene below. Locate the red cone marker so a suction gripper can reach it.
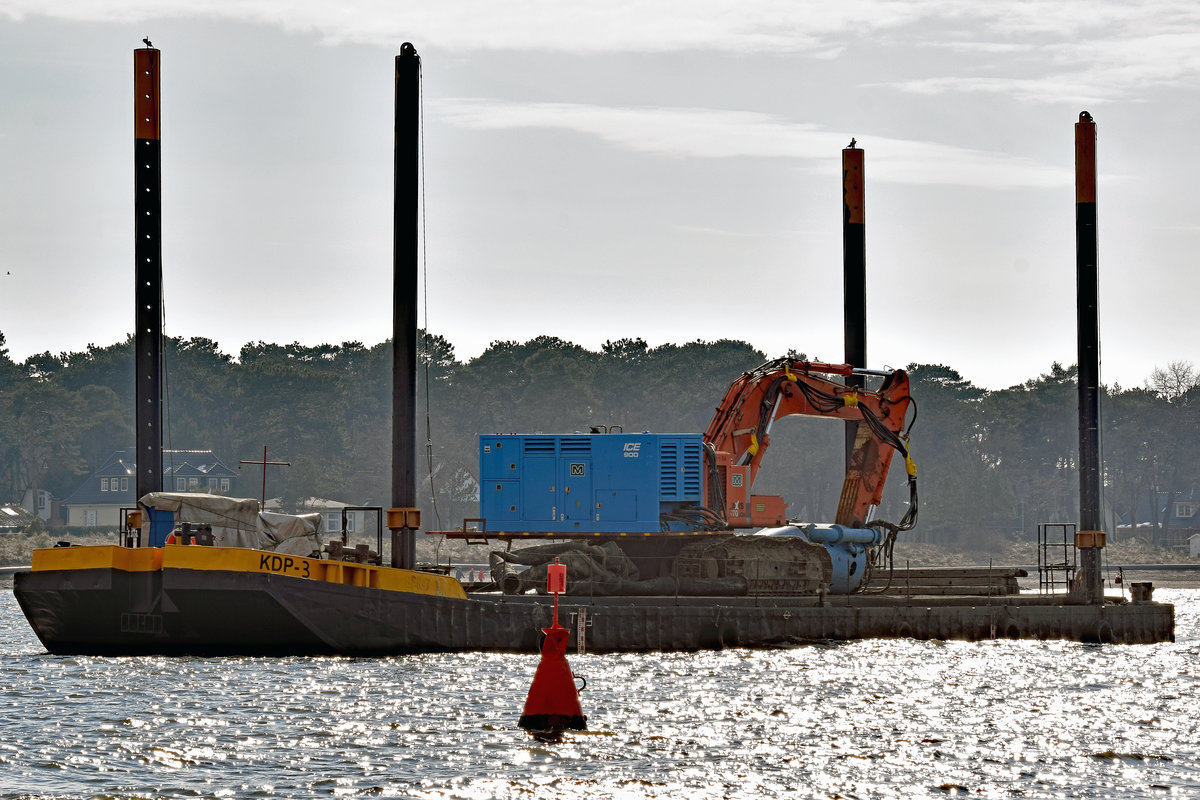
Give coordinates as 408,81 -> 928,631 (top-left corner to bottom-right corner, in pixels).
518,559 -> 586,738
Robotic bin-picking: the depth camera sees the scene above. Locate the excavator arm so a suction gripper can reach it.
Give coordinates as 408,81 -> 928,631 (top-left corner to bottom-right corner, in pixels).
702,359 -> 916,529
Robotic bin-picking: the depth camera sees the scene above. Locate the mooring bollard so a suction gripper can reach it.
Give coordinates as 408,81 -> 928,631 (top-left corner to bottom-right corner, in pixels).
1129,582 -> 1154,604
518,558 -> 587,740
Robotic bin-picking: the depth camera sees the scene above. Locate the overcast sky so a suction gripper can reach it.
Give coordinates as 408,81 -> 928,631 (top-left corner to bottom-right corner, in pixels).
2,1 -> 1198,390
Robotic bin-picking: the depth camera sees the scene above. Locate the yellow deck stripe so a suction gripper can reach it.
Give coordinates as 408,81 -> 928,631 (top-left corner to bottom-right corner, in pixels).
30,545 -> 466,600
32,545 -> 161,572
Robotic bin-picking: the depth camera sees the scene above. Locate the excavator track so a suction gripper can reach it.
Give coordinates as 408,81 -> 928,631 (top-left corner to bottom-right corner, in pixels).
674,535 -> 832,596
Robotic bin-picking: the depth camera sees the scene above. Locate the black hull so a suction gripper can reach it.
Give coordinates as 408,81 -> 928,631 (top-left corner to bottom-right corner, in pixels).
14,566 -> 1175,655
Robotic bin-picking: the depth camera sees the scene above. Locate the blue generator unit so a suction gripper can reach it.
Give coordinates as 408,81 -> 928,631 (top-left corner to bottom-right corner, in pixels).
478,433 -> 705,533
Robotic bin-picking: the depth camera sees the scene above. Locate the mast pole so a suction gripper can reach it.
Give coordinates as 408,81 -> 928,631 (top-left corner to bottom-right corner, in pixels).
389,43 -> 421,569
1074,111 -> 1105,604
842,141 -> 866,471
238,446 -> 291,510
134,43 -> 163,507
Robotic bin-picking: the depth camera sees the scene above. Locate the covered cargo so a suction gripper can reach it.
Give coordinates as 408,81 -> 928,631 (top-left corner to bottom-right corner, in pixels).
137,492 -> 324,556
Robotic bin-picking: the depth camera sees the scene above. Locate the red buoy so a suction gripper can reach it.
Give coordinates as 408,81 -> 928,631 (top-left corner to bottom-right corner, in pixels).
518,559 -> 586,739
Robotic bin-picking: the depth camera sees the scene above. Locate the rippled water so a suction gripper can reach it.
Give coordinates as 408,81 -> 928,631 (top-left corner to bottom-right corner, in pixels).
3,577 -> 1199,799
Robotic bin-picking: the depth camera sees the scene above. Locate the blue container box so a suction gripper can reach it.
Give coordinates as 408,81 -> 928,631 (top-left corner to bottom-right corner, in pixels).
478,433 -> 703,533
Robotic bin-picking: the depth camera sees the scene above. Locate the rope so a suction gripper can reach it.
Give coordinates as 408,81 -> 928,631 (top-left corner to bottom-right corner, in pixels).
160,287 -> 173,479
416,55 -> 442,532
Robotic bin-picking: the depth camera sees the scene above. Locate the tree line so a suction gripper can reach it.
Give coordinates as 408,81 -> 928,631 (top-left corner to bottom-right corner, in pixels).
2,330 -> 1197,548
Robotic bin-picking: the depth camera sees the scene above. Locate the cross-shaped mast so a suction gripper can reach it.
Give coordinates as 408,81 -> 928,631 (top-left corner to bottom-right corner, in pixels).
239,445 -> 291,510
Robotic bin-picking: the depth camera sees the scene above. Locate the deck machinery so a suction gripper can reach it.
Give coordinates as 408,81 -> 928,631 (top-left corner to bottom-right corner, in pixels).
459,359 -> 917,595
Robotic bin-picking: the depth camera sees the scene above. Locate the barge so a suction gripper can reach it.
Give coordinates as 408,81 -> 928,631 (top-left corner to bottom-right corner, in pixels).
11,44 -> 1175,655
14,542 -> 1173,654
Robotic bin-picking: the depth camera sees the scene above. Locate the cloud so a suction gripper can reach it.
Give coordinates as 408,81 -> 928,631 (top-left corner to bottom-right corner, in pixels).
1,1 -> 1191,56
6,0 -> 1200,104
876,5 -> 1200,103
0,0 -> 932,53
879,75 -> 1113,105
882,27 -> 1200,103
950,0 -> 1200,38
433,98 -> 1071,189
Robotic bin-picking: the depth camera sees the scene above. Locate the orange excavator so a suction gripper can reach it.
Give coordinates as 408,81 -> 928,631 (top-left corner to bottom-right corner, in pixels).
702,358 -> 917,534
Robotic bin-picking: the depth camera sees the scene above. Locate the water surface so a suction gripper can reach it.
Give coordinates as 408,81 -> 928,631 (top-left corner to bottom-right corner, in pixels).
3,578 -> 1197,799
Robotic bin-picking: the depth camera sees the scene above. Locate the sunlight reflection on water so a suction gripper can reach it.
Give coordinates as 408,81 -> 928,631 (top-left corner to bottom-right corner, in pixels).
2,580 -> 1198,799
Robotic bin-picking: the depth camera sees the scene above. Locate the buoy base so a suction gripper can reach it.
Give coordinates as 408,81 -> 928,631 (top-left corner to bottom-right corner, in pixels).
518,713 -> 587,732
519,713 -> 586,742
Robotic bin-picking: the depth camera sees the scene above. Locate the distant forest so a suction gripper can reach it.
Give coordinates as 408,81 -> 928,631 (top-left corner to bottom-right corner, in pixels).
1,331 -> 1197,547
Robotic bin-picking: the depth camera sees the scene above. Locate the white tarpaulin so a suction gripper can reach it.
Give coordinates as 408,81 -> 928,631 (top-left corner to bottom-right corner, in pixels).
138,492 -> 324,556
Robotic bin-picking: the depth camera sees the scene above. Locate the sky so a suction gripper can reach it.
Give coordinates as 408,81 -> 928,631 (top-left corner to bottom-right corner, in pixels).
1,1 -> 1198,391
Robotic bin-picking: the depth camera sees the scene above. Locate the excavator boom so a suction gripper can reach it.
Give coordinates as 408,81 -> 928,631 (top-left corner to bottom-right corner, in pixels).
703,359 -> 914,529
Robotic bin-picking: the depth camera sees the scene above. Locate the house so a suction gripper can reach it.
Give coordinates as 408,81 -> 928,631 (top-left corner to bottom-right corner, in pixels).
164,453 -> 237,494
63,449 -> 238,529
1168,487 -> 1200,527
1116,487 -> 1200,549
20,488 -> 55,523
265,496 -> 374,539
1190,533 -> 1200,560
0,503 -> 38,534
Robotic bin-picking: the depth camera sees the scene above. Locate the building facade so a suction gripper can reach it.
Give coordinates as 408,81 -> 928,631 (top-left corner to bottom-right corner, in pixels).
64,449 -> 238,529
